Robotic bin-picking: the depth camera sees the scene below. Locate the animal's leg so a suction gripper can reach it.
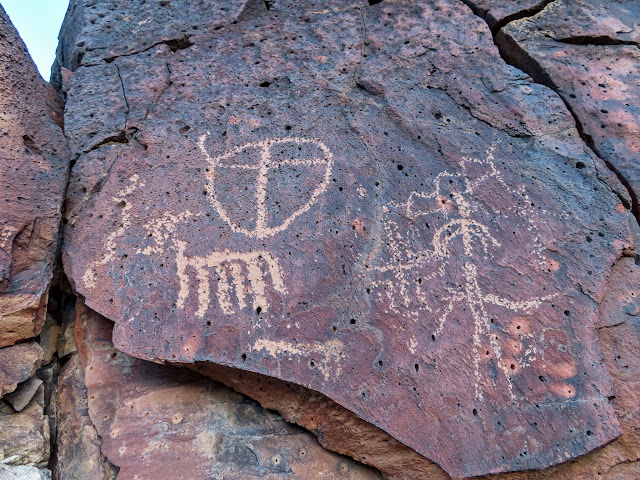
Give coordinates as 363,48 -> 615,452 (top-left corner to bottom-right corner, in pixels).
195,265 -> 212,317
213,263 -> 234,315
229,261 -> 247,310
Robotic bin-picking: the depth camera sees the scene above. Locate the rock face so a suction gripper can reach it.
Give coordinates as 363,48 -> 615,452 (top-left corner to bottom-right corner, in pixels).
459,0 -> 552,30
0,342 -> 43,398
0,0 -> 636,478
72,301 -> 381,480
0,384 -> 50,467
55,356 -> 116,480
53,0 -> 265,89
0,8 -> 67,478
497,0 -> 640,214
61,0 -> 636,477
0,5 -> 70,348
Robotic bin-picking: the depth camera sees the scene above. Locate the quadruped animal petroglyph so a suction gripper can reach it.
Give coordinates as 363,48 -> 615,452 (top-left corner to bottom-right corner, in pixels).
83,136 -> 335,316
371,148 -> 558,401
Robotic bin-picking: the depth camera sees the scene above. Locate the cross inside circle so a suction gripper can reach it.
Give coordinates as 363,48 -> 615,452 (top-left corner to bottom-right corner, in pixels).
199,136 -> 334,239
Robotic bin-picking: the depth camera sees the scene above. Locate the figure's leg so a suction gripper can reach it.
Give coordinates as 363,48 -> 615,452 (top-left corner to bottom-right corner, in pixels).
261,253 -> 287,295
174,240 -> 189,310
195,265 -> 213,317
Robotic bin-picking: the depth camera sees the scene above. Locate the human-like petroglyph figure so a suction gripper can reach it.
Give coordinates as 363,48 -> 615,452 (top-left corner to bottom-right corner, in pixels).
198,135 -> 334,239
174,241 -> 287,316
371,148 -> 556,400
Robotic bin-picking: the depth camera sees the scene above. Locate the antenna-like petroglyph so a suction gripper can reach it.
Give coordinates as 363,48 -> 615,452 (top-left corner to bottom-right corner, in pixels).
175,242 -> 287,316
371,148 -> 556,400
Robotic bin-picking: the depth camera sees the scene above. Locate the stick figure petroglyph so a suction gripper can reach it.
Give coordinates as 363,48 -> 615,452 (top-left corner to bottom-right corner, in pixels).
371,148 -> 556,400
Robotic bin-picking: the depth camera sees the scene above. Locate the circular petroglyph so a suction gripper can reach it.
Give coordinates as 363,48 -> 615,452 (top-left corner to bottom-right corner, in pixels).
199,136 -> 334,239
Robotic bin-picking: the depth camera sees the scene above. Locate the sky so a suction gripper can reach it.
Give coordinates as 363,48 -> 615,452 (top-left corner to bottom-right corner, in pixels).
2,0 -> 70,81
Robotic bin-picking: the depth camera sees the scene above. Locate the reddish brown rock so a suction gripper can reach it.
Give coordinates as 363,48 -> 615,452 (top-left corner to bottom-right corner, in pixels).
62,0 -> 634,476
0,383 -> 50,467
55,355 -> 118,480
74,301 -> 381,480
497,0 -> 640,213
473,255 -> 640,479
65,1 -> 631,476
0,6 -> 70,348
191,362 -> 450,480
0,342 -> 43,398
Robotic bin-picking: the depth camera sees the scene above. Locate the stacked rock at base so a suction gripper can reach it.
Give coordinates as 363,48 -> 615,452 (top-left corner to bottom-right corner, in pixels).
60,0 -> 637,477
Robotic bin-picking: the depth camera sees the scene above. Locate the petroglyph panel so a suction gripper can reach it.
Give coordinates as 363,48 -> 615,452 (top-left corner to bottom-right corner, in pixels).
80,136 -> 331,317
370,149 -> 557,401
63,0 -> 634,476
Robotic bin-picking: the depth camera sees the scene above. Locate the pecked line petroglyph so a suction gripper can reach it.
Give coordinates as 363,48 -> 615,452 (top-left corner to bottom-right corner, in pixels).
198,135 -> 334,239
175,242 -> 287,316
83,174 -> 145,288
370,148 -> 556,400
252,338 -> 344,381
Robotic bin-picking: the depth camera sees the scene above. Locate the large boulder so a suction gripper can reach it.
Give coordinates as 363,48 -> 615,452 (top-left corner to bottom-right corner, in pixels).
0,6 -> 70,348
60,0 -> 636,477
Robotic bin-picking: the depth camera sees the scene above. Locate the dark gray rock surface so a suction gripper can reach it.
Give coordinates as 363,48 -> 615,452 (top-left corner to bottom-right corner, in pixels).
498,0 -> 640,216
